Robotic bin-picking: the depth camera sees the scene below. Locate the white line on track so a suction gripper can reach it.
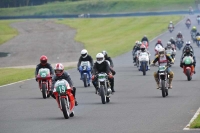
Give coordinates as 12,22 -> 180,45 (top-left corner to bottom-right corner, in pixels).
0,15 -> 187,88
183,107 -> 200,130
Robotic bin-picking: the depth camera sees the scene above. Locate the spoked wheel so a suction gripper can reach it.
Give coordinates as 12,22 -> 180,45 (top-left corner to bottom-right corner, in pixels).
161,80 -> 166,98
100,85 -> 106,104
42,84 -> 47,99
60,97 -> 70,119
186,69 -> 191,81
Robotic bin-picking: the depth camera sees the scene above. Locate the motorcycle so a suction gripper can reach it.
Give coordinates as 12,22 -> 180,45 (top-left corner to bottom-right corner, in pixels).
176,38 -> 183,50
197,17 -> 200,25
154,44 -> 163,55
182,56 -> 194,81
142,41 -> 148,49
78,61 -> 92,87
165,48 -> 176,61
191,32 -> 196,43
54,79 -> 75,119
134,50 -> 140,67
168,25 -> 174,33
157,65 -> 171,98
171,43 -> 176,50
138,52 -> 150,75
196,36 -> 200,47
96,72 -> 112,104
36,68 -> 52,99
185,21 -> 191,29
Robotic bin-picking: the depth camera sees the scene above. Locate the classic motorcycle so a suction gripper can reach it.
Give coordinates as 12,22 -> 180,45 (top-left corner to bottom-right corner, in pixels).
185,21 -> 191,29
134,50 -> 140,67
176,38 -> 183,50
165,48 -> 176,61
168,25 -> 174,33
196,36 -> 200,47
78,61 -> 92,87
36,68 -> 52,99
191,32 -> 196,43
154,44 -> 163,55
138,52 -> 150,75
54,79 -> 75,119
96,72 -> 112,104
182,56 -> 194,81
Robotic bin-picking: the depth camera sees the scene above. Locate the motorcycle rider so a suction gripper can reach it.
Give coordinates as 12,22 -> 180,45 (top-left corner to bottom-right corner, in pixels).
138,44 -> 151,70
196,32 -> 200,37
169,37 -> 176,49
141,35 -> 149,44
51,63 -> 78,106
180,47 -> 195,74
165,41 -> 176,59
191,26 -> 197,34
133,41 -> 142,65
77,49 -> 94,70
176,31 -> 184,44
186,18 -> 191,24
168,21 -> 174,29
92,53 -> 115,93
35,55 -> 54,81
155,39 -> 163,47
102,50 -> 114,68
151,48 -> 174,89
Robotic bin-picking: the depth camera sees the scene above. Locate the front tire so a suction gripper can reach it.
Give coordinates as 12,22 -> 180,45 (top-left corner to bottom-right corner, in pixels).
161,80 -> 166,98
42,83 -> 47,99
142,63 -> 146,76
186,69 -> 191,81
61,97 -> 70,119
106,97 -> 110,103
83,74 -> 87,87
100,85 -> 106,104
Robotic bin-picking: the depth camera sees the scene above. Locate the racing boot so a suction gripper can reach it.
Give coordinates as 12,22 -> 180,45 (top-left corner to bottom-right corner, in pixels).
169,78 -> 173,89
155,79 -> 160,89
72,87 -> 78,106
110,78 -> 115,93
154,72 -> 159,89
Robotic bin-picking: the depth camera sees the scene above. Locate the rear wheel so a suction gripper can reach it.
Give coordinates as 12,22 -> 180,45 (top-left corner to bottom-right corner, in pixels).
42,84 -> 47,99
83,74 -> 87,87
100,85 -> 106,104
161,80 -> 166,98
61,97 -> 70,119
186,69 -> 191,81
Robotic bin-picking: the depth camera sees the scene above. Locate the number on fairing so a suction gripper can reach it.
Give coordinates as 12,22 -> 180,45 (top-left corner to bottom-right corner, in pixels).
56,85 -> 67,93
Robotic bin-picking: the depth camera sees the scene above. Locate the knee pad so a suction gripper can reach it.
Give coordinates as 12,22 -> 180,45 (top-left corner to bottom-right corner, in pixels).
169,71 -> 174,78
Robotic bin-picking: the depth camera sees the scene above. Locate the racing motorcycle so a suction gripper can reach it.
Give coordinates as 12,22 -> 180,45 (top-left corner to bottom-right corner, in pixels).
36,68 -> 52,99
191,32 -> 196,43
142,41 -> 148,49
196,36 -> 200,47
54,79 -> 75,119
138,52 -> 150,75
96,72 -> 112,104
185,21 -> 191,29
155,44 -> 163,55
165,48 -> 176,61
78,61 -> 92,87
197,17 -> 200,25
182,56 -> 194,81
168,25 -> 174,33
176,38 -> 183,50
134,50 -> 140,67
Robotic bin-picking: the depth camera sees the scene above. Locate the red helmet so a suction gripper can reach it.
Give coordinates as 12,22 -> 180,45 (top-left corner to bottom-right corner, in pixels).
54,63 -> 64,77
40,55 -> 47,66
157,39 -> 161,44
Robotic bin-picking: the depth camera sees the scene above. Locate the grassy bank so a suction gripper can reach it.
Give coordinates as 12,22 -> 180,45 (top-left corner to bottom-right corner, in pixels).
190,113 -> 200,128
0,0 -> 195,16
57,15 -> 183,58
0,20 -> 19,45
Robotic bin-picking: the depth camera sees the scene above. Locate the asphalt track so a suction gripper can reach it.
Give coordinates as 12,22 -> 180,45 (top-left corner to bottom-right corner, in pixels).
1,15 -> 200,133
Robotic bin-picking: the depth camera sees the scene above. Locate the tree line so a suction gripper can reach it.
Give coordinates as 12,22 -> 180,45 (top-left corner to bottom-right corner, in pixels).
0,0 -> 79,8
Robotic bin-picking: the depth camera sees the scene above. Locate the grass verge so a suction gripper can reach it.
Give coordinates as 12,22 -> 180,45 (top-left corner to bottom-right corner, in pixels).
0,20 -> 19,45
0,0 -> 195,16
190,112 -> 200,128
57,15 -> 183,58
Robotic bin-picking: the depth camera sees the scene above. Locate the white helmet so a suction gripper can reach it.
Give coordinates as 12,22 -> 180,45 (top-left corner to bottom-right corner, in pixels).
81,49 -> 88,58
54,63 -> 64,76
158,47 -> 165,57
167,41 -> 171,47
96,53 -> 104,64
170,21 -> 172,23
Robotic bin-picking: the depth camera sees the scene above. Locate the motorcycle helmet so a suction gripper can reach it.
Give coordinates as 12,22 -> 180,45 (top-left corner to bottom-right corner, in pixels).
178,31 -> 182,34
170,21 -> 172,24
158,48 -> 165,57
192,26 -> 196,30
140,45 -> 146,52
157,39 -> 161,44
144,35 -> 147,38
138,41 -> 142,47
81,49 -> 88,58
54,63 -> 64,77
96,53 -> 105,64
167,41 -> 171,48
102,50 -> 108,58
186,41 -> 191,46
40,55 -> 48,66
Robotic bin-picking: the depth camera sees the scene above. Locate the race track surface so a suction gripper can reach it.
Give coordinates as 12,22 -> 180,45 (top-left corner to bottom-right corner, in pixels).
1,15 -> 200,133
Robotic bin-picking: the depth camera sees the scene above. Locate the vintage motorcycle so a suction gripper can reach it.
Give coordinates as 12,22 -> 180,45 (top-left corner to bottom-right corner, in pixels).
138,52 -> 150,75
165,48 -> 176,61
196,36 -> 200,47
54,79 -> 75,119
182,56 -> 194,81
36,68 -> 52,99
191,32 -> 196,43
78,61 -> 92,87
176,38 -> 183,50
185,21 -> 191,29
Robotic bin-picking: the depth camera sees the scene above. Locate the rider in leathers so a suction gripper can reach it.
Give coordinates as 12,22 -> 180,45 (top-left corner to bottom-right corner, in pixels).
151,48 -> 174,89
180,47 -> 195,74
133,41 -> 142,64
51,63 -> 78,106
77,49 -> 93,69
165,41 -> 176,59
141,35 -> 149,44
102,50 -> 114,68
92,53 -> 115,93
155,39 -> 163,47
138,44 -> 151,70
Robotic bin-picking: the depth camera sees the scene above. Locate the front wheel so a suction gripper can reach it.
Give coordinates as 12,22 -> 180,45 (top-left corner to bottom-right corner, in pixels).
60,97 -> 70,119
161,80 -> 166,98
106,97 -> 110,103
100,85 -> 106,104
142,63 -> 146,76
42,83 -> 47,99
83,74 -> 87,87
186,69 -> 191,81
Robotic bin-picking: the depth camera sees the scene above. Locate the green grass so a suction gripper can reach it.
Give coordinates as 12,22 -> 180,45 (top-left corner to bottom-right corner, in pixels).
0,0 -> 195,16
190,113 -> 200,128
0,20 -> 19,45
0,68 -> 35,86
57,15 -> 183,58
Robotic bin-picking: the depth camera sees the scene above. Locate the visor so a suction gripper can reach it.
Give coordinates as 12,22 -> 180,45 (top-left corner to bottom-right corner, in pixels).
97,58 -> 103,61
159,51 -> 164,55
55,70 -> 62,74
41,60 -> 47,64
